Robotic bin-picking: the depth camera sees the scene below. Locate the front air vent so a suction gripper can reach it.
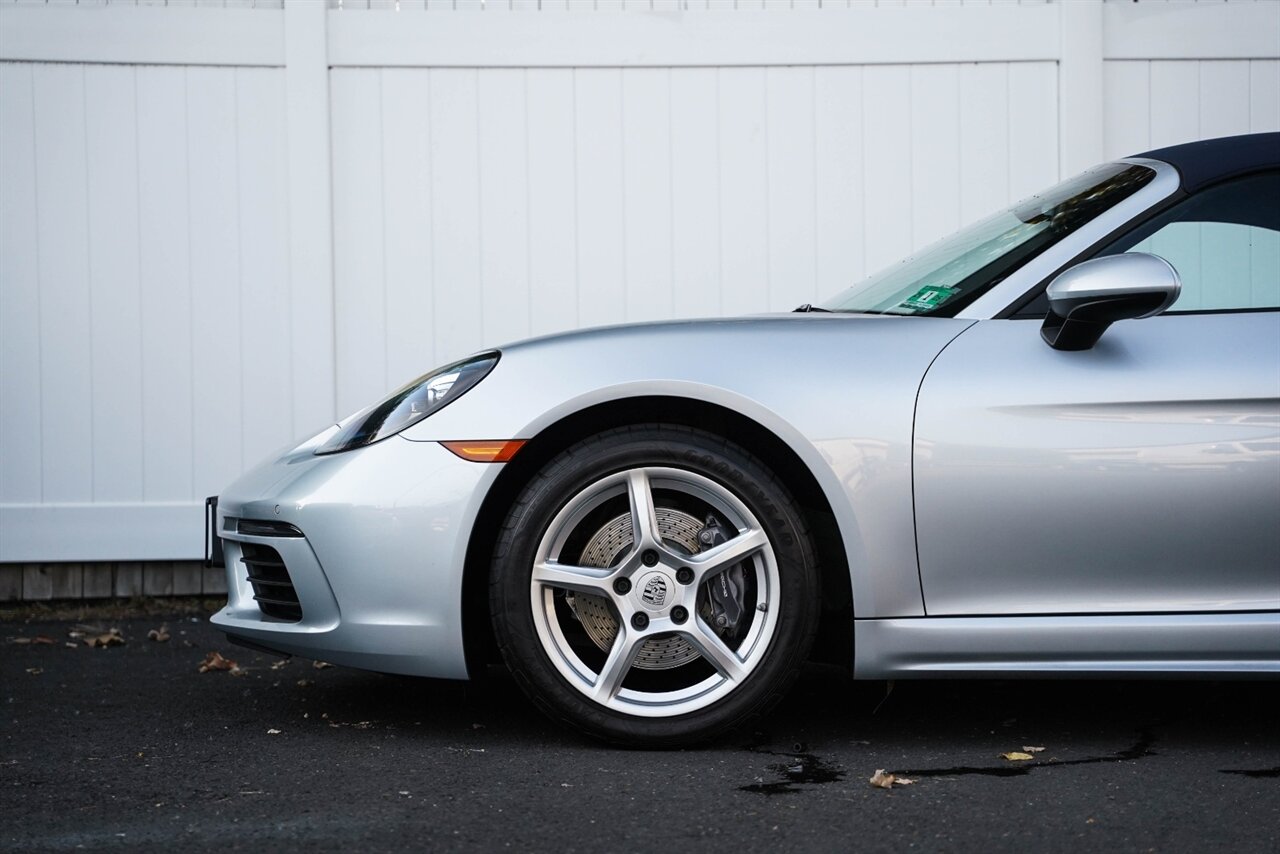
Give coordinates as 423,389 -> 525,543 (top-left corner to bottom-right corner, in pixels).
240,542 -> 303,622
235,518 -> 305,538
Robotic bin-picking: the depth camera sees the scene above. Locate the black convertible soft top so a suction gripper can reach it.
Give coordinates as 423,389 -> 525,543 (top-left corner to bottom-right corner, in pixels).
1135,132 -> 1280,194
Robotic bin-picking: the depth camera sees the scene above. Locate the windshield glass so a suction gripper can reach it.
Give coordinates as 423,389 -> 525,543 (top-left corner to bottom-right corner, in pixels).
819,163 -> 1156,315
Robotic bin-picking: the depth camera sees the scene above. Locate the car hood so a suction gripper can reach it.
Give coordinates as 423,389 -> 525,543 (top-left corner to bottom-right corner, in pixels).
401,312 -> 973,446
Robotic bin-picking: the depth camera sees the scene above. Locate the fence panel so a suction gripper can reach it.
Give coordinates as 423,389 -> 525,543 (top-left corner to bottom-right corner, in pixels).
0,0 -> 1277,569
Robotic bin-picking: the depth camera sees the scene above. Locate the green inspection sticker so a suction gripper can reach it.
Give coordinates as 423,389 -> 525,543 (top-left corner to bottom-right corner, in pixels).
900,284 -> 960,312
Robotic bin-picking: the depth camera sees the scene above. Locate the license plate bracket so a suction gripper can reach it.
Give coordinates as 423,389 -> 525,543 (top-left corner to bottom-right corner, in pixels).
205,496 -> 225,569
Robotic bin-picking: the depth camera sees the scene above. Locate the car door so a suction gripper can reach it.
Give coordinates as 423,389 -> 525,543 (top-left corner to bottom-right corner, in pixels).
912,171 -> 1280,616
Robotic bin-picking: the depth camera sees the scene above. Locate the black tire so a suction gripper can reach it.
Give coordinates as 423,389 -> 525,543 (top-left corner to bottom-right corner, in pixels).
489,424 -> 819,747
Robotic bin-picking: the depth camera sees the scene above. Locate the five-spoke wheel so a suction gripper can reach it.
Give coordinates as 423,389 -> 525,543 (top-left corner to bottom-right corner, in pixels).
490,425 -> 818,746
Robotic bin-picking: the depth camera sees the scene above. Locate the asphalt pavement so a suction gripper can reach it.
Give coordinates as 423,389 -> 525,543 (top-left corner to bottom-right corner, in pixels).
3,606 -> 1277,852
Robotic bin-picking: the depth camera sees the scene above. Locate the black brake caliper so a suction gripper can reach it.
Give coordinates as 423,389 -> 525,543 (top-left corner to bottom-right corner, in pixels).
698,514 -> 746,641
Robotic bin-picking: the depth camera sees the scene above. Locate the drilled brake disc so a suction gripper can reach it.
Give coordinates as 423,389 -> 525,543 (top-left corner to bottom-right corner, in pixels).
570,508 -> 706,670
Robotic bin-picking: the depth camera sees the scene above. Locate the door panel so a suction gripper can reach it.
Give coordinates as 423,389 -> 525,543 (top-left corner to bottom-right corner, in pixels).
913,312 -> 1280,615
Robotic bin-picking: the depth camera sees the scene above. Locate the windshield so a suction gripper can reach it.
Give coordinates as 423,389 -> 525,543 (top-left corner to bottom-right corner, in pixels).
819,163 -> 1156,315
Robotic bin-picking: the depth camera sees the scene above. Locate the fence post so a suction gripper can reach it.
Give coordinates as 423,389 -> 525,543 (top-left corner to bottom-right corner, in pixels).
284,0 -> 337,433
1058,0 -> 1105,178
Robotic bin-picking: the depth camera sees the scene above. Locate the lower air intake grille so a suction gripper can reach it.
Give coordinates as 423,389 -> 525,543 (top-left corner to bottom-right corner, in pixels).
241,542 -> 303,622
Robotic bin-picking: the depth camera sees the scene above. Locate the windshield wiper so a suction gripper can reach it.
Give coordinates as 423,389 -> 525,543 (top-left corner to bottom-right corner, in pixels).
793,303 -> 832,313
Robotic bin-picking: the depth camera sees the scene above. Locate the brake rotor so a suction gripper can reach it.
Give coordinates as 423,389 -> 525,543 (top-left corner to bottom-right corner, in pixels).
570,508 -> 705,670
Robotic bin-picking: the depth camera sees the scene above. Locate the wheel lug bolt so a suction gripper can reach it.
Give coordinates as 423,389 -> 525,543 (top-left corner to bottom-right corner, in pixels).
671,606 -> 688,624
641,549 -> 659,567
631,613 -> 649,630
675,567 -> 694,584
613,578 -> 631,595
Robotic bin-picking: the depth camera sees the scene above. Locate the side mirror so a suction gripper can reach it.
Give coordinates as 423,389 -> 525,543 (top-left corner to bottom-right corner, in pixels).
1040,253 -> 1181,351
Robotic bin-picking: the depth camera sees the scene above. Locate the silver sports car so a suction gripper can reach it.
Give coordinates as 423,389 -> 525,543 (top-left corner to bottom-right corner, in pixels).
210,133 -> 1280,746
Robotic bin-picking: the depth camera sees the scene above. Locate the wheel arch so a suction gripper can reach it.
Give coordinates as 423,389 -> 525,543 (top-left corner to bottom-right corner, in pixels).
460,395 -> 853,677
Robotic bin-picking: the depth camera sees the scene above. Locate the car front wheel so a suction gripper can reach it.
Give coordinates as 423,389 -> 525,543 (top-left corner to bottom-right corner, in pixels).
490,425 -> 818,746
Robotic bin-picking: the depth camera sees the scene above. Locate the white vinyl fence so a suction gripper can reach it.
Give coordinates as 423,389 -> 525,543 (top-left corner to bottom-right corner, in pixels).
1,0 -> 1278,577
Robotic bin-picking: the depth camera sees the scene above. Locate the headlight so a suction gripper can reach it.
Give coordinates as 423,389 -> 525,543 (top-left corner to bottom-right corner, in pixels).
315,352 -> 499,455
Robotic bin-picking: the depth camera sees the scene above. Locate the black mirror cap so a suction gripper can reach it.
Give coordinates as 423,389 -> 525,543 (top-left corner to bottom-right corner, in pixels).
1040,290 -> 1168,351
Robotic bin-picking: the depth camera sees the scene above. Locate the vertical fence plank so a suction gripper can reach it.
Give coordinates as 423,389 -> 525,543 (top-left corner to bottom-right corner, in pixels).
285,0 -> 337,436
909,63 -> 960,250
23,565 -> 52,601
478,69 -> 533,345
331,68 -> 388,413
49,564 -> 82,599
622,67 -> 674,322
1198,61 -> 1251,140
85,65 -> 145,504
143,562 -> 174,596
958,62 -> 1009,224
1103,60 -> 1150,160
33,64 -> 93,504
82,564 -> 113,598
1057,0 -> 1104,177
0,64 -> 42,505
114,563 -> 143,597
718,67 -> 769,314
525,69 -> 578,337
861,64 -> 912,273
429,69 -> 484,364
765,66 -> 817,311
1007,61 -> 1058,197
1148,60 -> 1200,151
381,68 -> 434,386
186,67 -> 243,496
1249,60 -> 1280,132
172,562 -> 202,595
202,565 -> 229,595
575,68 -> 626,329
670,67 -> 722,317
237,67 -> 293,464
136,66 -> 194,502
814,65 -> 863,293
0,566 -> 22,601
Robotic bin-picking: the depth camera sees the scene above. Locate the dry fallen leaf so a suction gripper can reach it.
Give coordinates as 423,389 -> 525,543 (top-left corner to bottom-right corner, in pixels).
198,651 -> 239,673
1001,751 -> 1036,762
1022,746 -> 1046,753
147,626 -> 171,643
312,660 -> 334,670
85,629 -> 125,648
271,659 -> 289,670
869,769 -> 897,789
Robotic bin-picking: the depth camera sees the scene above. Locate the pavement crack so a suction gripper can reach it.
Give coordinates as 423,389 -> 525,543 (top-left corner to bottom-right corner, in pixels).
894,728 -> 1159,781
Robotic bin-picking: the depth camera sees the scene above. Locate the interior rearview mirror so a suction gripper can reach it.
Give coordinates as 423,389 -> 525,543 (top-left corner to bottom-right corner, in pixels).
1040,252 -> 1181,351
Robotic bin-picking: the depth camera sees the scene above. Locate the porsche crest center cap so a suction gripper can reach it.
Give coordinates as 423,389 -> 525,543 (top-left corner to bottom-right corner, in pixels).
638,572 -> 671,611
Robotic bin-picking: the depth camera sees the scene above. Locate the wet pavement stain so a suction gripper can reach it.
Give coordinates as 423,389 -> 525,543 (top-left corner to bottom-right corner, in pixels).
1219,767 -> 1280,778
895,729 -> 1158,780
739,752 -> 846,796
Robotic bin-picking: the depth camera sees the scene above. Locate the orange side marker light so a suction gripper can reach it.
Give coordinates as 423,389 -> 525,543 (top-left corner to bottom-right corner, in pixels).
439,440 -> 526,463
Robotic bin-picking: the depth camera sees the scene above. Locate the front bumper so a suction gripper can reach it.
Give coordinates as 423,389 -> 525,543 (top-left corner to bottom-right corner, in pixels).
210,435 -> 498,679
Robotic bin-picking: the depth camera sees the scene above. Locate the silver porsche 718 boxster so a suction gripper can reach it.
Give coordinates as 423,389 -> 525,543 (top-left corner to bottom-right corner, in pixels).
210,134 -> 1280,746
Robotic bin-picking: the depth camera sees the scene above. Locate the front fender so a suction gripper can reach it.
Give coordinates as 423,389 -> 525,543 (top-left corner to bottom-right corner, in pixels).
403,314 -> 973,617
